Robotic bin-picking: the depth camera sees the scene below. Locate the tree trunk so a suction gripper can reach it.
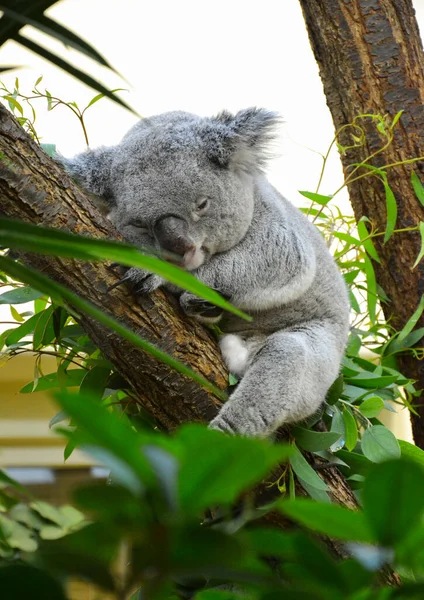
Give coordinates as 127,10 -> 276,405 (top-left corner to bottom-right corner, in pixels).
299,0 -> 424,447
0,104 -> 398,580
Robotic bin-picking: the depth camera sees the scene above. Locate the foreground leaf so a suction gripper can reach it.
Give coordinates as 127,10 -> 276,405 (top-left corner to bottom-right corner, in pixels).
362,459 -> 424,545
279,499 -> 374,543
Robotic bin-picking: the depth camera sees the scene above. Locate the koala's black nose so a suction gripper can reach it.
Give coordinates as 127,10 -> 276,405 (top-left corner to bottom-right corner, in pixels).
153,215 -> 194,257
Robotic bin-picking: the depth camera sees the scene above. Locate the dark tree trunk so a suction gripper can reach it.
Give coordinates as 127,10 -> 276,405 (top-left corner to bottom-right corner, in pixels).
0,104 -> 399,582
299,0 -> 424,447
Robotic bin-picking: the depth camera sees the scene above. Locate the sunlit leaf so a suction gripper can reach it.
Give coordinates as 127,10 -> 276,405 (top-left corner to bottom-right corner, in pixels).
361,425 -> 400,463
342,406 -> 358,451
411,171 -> 424,207
382,180 -> 397,243
298,191 -> 332,206
290,444 -> 328,491
413,222 -> 424,269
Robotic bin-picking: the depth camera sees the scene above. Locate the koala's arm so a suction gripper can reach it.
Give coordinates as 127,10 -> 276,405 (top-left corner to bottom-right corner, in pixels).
189,219 -> 316,312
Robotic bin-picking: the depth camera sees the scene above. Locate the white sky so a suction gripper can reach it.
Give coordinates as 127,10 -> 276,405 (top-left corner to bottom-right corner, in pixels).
2,0 -> 424,206
2,0 -> 424,203
0,0 -> 348,205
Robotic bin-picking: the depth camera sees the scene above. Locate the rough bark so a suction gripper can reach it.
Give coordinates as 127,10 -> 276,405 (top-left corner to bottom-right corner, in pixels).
299,0 -> 424,447
0,104 -> 398,581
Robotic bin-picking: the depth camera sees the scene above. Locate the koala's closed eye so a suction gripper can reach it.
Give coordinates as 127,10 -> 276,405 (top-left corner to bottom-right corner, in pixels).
127,219 -> 149,233
195,197 -> 209,214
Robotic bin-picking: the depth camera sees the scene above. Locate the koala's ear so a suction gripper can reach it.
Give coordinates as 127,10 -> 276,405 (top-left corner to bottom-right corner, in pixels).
202,108 -> 280,173
57,146 -> 115,200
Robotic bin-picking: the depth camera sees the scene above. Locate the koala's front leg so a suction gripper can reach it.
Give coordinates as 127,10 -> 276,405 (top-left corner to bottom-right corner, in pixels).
179,260 -> 235,323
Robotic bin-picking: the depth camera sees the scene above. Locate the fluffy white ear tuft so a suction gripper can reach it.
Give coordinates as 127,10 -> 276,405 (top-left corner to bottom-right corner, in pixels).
201,108 -> 281,173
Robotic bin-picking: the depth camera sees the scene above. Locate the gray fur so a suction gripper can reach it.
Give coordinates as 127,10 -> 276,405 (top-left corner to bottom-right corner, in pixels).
60,108 -> 350,437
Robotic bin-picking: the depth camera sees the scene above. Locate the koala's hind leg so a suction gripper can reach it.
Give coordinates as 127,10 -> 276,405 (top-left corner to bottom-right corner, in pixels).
210,325 -> 341,437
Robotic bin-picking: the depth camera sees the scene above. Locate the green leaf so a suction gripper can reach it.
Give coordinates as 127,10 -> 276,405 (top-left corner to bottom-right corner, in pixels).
292,427 -> 342,452
298,191 -> 332,206
296,478 -> 330,503
85,88 -> 126,109
390,110 -> 403,130
362,256 -> 377,324
359,396 -> 385,418
39,523 -> 119,591
345,372 -> 398,389
342,406 -> 358,451
0,218 -> 248,321
349,289 -> 361,313
49,410 -> 69,429
326,374 -> 344,405
0,286 -> 43,304
55,390 -> 156,493
289,444 -> 328,491
357,219 -> 381,263
80,366 -> 111,400
399,440 -> 424,469
5,311 -> 43,346
0,256 -> 224,399
3,94 -> 23,115
0,8 -> 114,70
413,222 -> 424,269
32,304 -> 55,349
20,369 -> 86,393
411,171 -> 424,207
14,32 -> 134,114
385,327 -> 424,354
279,499 -> 374,542
177,425 -> 292,513
0,564 -> 67,600
361,425 -> 401,463
0,469 -> 28,494
398,295 -> 424,341
9,304 -> 24,322
363,459 -> 424,545
382,180 -> 397,243
335,450 -> 373,476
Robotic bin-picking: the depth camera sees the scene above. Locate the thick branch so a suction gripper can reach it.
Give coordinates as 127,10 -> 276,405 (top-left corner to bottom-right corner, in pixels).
299,0 -> 424,446
0,103 -> 227,428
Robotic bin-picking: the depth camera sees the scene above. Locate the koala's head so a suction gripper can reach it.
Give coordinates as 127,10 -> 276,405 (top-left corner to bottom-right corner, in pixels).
61,108 -> 279,270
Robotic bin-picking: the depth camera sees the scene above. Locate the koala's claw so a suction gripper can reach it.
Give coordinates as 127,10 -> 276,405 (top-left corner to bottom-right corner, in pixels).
135,274 -> 163,294
180,294 -> 224,321
106,275 -> 132,293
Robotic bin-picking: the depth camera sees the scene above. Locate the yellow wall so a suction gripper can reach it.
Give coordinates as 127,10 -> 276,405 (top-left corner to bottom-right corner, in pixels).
0,352 -> 95,467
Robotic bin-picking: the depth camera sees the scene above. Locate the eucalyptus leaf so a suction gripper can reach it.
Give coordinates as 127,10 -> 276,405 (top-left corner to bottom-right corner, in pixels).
361,425 -> 400,463
342,406 -> 358,451
363,459 -> 424,545
279,499 -> 374,542
293,426 -> 342,452
359,396 -> 385,418
0,286 -> 43,304
289,445 -> 328,491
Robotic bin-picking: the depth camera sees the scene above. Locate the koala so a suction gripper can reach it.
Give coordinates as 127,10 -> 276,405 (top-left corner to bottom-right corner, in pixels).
60,108 -> 350,437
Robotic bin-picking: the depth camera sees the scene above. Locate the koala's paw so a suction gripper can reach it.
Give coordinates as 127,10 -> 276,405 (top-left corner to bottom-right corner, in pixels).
127,267 -> 165,294
108,266 -> 164,295
180,292 -> 224,324
208,413 -> 237,435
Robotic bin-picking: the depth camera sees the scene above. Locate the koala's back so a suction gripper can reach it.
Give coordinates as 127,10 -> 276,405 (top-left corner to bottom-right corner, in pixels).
220,177 -> 350,346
